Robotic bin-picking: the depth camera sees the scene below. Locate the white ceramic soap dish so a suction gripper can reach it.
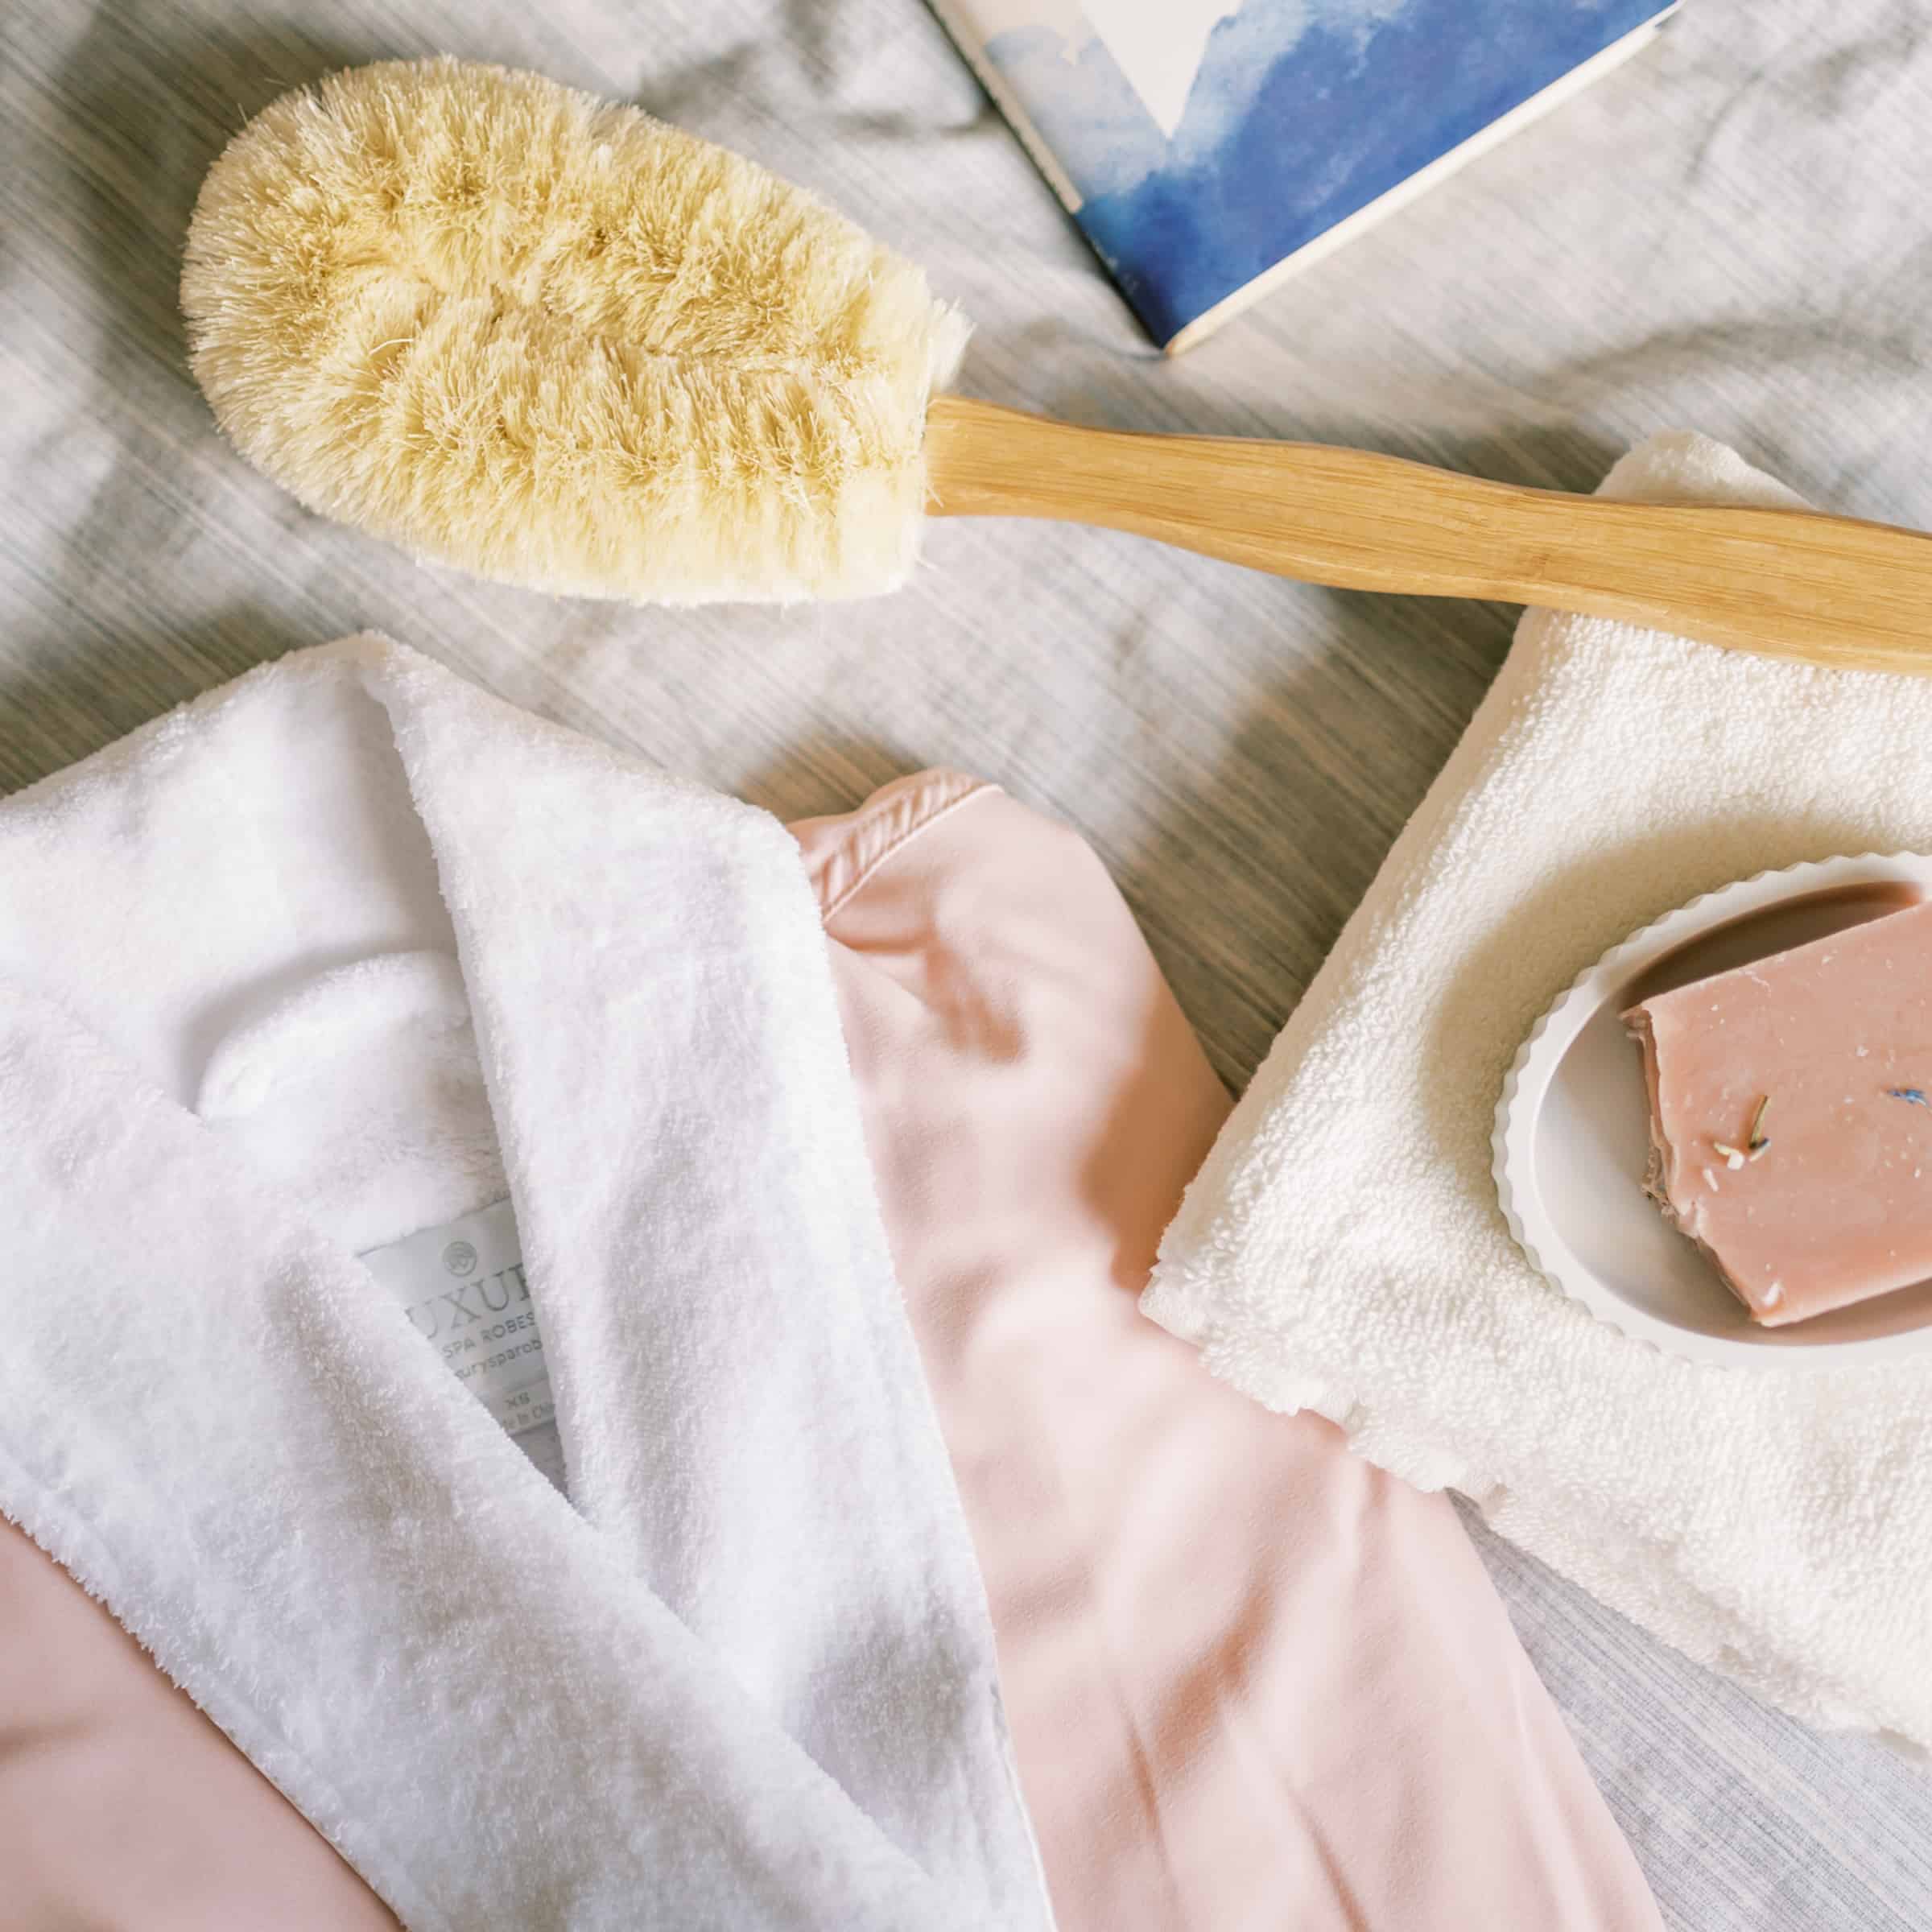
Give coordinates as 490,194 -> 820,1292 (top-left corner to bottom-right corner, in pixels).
1495,852 -> 1932,1369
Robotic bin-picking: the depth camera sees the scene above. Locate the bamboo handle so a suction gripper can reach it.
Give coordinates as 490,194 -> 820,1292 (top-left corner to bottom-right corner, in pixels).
923,394 -> 1932,676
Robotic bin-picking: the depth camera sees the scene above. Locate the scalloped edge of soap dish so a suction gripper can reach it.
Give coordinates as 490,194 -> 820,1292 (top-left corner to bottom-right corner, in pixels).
1494,852 -> 1932,1371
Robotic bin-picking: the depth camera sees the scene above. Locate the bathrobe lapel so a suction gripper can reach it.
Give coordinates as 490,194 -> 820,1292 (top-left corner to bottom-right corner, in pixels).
0,638 -> 1043,1931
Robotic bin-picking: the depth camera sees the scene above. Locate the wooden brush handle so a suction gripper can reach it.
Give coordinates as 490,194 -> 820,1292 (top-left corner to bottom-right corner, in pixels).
924,394 -> 1932,676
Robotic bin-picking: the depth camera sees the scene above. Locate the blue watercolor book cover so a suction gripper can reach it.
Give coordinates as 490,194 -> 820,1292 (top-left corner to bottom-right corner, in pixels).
929,0 -> 1681,353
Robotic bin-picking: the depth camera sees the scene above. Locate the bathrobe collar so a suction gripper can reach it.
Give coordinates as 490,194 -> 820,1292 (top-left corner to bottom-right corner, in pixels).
0,637 -> 1045,1931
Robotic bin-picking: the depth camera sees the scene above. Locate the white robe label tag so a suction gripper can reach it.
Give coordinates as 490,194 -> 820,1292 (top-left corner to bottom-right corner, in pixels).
361,1199 -> 567,1491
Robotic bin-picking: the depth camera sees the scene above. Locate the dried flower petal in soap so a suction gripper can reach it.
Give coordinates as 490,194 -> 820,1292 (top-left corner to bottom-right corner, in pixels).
1624,900 -> 1932,1325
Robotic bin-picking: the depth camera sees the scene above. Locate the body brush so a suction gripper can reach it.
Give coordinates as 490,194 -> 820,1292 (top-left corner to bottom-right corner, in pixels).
184,58 -> 1932,673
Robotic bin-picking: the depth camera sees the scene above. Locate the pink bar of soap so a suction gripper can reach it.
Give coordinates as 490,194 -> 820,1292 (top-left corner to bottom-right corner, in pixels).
1624,898 -> 1932,1326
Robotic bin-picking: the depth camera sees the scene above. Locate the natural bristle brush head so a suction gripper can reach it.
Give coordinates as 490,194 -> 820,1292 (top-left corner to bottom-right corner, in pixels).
181,57 -> 969,605
185,57 -> 1932,668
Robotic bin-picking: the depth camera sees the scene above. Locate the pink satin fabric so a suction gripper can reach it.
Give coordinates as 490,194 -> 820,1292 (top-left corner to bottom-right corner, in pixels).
796,771 -> 1659,1932
0,768 -> 1656,1929
0,1517 -> 401,1929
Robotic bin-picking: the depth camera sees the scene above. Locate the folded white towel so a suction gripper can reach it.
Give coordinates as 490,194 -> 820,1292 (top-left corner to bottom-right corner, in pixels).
1146,433 -> 1932,1752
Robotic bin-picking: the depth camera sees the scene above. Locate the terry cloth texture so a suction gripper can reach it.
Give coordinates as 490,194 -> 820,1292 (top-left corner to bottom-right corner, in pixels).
1149,432 -> 1932,1762
0,702 -> 1653,1931
0,637 -> 1050,1932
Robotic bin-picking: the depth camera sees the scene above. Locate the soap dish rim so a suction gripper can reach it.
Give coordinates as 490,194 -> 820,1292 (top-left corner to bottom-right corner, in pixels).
1494,849 -> 1932,1371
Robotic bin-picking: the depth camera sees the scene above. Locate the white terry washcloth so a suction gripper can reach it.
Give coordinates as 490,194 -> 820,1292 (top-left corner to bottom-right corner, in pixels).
0,636 -> 1052,1930
1146,432 -> 1932,1754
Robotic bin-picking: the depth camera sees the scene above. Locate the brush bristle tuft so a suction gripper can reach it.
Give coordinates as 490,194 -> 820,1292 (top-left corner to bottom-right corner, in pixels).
181,58 -> 968,605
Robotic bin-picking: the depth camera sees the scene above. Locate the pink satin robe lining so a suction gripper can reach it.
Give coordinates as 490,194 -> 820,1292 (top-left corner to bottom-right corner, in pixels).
0,770 -> 1657,1930
794,773 -> 1657,1932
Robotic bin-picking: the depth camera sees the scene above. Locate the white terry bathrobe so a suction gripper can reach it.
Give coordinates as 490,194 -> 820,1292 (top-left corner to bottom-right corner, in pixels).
0,634 -> 1053,1931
